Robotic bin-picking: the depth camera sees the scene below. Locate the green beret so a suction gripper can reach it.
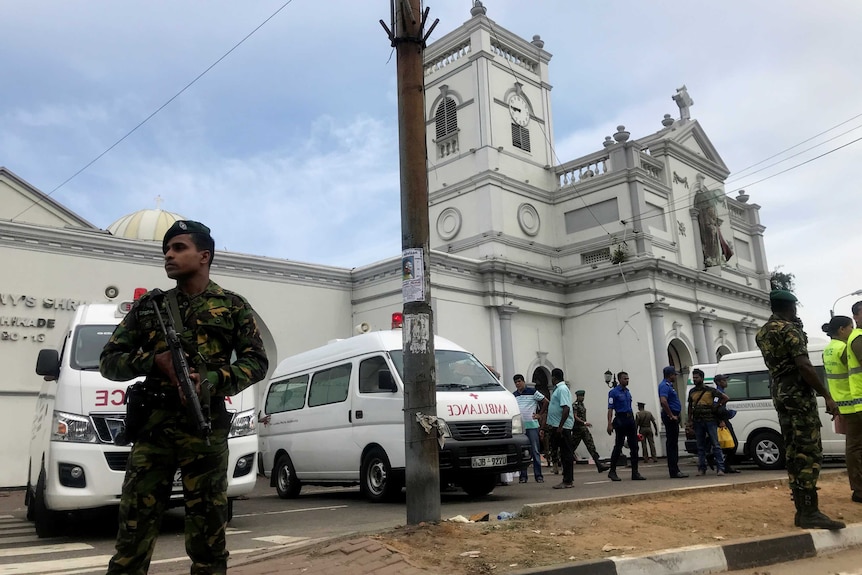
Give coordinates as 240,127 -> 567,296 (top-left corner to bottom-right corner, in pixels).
163,220 -> 212,252
769,289 -> 798,303
575,389 -> 585,396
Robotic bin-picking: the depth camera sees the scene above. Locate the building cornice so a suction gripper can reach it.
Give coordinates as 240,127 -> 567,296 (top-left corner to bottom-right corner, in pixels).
0,220 -> 353,290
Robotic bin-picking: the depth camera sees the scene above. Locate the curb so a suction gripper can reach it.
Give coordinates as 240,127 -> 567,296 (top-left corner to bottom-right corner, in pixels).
509,523 -> 862,575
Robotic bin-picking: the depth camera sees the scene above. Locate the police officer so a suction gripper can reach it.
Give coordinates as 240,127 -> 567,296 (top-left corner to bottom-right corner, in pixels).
100,220 -> 269,573
606,372 -> 646,482
572,390 -> 610,473
755,289 -> 843,530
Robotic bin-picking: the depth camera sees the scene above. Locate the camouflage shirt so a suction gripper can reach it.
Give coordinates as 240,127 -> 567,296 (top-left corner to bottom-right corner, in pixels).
100,280 -> 268,398
755,314 -> 808,382
573,401 -> 588,427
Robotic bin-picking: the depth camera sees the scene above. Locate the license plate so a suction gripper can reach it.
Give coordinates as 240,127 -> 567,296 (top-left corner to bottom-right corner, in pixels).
471,455 -> 507,468
172,469 -> 183,490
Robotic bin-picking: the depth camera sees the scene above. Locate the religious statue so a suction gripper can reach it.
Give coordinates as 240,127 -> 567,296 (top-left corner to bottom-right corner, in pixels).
672,85 -> 694,120
693,175 -> 733,267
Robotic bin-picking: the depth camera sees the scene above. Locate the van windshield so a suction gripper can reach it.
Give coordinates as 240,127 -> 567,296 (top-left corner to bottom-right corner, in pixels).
71,325 -> 116,370
389,349 -> 504,392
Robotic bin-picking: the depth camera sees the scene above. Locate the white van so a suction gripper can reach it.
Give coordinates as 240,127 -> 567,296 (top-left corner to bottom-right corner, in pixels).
26,300 -> 258,537
258,330 -> 531,502
685,342 -> 842,470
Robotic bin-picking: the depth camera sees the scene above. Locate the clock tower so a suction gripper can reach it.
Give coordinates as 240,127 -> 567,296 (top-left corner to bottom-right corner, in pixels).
423,1 -> 556,264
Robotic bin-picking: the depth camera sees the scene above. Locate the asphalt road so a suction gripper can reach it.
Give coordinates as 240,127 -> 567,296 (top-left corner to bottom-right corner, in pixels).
0,458 -> 824,575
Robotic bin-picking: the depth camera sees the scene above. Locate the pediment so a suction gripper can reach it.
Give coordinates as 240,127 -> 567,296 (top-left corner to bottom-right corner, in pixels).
666,121 -> 729,173
0,167 -> 97,229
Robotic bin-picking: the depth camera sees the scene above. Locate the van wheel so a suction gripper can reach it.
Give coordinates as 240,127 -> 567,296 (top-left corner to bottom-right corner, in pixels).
34,469 -> 63,538
461,473 -> 497,498
361,448 -> 402,503
751,431 -> 785,470
274,455 -> 302,499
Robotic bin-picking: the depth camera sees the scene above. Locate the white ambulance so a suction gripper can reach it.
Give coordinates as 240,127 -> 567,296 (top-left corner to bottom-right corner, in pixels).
26,299 -> 258,537
258,329 -> 531,502
683,342 -> 844,470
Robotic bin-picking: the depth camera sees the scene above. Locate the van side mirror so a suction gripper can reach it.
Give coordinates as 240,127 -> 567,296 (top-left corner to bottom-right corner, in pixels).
36,349 -> 61,381
378,370 -> 397,392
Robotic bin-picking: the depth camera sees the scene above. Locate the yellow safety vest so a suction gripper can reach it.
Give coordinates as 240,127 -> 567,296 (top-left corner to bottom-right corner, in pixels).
846,328 -> 862,413
823,338 -> 853,414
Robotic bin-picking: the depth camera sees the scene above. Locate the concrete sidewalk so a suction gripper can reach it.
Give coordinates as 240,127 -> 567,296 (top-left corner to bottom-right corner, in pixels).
208,522 -> 862,575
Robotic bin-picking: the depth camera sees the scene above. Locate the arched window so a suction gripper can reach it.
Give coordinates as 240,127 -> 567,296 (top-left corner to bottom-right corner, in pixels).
435,98 -> 458,140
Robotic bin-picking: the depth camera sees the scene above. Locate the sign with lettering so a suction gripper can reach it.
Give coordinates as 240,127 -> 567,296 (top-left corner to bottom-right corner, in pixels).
0,292 -> 86,344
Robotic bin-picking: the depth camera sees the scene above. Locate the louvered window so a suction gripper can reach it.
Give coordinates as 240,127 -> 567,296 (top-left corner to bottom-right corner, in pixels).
435,98 -> 458,140
512,123 -> 531,152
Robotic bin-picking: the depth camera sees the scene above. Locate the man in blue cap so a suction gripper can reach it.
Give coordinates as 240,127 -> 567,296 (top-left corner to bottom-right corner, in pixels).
658,366 -> 688,478
756,289 -> 843,529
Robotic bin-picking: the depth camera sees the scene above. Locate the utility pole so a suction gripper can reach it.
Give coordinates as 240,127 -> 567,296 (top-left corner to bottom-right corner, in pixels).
381,0 -> 440,524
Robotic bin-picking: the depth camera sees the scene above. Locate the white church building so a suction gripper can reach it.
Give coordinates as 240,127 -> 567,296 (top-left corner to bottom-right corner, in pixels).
0,3 -> 770,488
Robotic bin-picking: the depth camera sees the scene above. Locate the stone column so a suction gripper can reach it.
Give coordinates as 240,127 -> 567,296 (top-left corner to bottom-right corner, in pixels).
690,208 -> 704,270
645,302 -> 670,378
745,325 -> 758,351
734,323 -> 749,352
690,314 -> 708,363
497,305 -> 519,390
703,316 -> 717,363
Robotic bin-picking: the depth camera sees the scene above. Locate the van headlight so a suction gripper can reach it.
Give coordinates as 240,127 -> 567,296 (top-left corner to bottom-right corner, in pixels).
511,414 -> 524,435
228,409 -> 256,438
436,418 -> 452,438
52,411 -> 97,443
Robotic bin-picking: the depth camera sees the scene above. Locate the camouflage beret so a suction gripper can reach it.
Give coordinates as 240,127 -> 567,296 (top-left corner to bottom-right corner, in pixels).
163,220 -> 212,252
575,389 -> 585,396
769,289 -> 798,303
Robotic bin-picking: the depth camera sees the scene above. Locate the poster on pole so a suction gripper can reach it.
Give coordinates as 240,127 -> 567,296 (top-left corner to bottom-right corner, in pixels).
401,248 -> 425,303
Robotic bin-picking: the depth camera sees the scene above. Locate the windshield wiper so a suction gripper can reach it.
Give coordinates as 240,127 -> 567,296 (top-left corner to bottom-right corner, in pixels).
472,382 -> 503,389
436,382 -> 469,390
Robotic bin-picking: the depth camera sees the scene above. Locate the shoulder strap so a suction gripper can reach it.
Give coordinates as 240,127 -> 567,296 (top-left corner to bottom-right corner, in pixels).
165,290 -> 185,331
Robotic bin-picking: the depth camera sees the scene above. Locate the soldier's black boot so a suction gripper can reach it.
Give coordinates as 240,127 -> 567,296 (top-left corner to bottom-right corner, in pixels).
791,490 -> 801,527
797,488 -> 845,530
595,459 -> 610,473
608,468 -> 621,482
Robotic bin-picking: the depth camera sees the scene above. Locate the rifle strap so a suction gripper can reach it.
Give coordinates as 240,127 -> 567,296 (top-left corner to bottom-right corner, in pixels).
165,290 -> 212,414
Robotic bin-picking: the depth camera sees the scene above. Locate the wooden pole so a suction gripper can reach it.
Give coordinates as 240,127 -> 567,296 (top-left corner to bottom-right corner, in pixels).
392,0 -> 440,524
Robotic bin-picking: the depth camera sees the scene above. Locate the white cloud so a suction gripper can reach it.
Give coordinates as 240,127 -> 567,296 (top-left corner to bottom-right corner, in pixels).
2,0 -> 862,324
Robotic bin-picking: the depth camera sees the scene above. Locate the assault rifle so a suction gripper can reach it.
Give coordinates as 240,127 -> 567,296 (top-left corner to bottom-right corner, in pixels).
150,289 -> 211,445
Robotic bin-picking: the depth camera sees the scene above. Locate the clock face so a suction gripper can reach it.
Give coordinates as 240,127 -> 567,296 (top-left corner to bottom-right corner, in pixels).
508,94 -> 530,127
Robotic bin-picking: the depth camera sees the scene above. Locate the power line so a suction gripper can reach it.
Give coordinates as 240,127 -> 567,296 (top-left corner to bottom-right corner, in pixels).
730,110 -> 862,179
12,0 -> 296,222
627,133 -> 862,226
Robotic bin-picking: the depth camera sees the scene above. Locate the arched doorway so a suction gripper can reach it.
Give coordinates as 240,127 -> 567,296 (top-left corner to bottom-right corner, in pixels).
716,345 -> 732,361
531,366 -> 550,397
667,338 -> 694,422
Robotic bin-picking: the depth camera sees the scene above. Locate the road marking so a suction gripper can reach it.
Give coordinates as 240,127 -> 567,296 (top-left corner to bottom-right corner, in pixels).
253,535 -> 309,545
583,480 -> 609,485
0,554 -> 113,575
225,530 -> 251,535
0,529 -> 37,537
0,523 -> 30,530
0,517 -> 11,521
234,504 -> 348,518
0,535 -> 42,545
0,542 -> 93,558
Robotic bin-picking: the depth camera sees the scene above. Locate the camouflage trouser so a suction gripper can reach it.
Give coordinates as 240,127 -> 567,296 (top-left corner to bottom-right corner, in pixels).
106,422 -> 229,575
572,427 -> 601,462
772,381 -> 822,491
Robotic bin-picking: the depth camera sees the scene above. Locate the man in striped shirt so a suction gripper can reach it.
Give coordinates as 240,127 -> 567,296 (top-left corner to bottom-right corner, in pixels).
513,374 -> 549,483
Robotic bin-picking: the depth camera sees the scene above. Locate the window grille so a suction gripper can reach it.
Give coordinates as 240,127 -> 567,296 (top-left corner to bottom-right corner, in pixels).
512,123 -> 531,152
435,98 -> 458,140
581,248 -> 611,265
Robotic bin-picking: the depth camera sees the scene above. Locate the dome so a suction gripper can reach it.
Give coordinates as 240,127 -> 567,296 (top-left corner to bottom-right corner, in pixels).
107,209 -> 187,242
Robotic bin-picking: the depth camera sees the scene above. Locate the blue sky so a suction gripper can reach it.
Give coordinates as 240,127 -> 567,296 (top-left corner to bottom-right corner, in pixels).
3,1 -> 862,333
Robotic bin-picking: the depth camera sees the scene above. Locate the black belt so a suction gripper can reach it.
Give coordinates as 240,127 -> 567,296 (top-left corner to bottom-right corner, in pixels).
616,412 -> 634,418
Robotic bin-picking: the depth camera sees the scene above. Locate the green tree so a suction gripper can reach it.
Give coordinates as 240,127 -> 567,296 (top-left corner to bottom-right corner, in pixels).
770,268 -> 795,292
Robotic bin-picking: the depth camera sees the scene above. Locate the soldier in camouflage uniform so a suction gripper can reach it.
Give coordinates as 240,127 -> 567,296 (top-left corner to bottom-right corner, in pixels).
571,390 -> 610,473
755,289 -> 843,530
100,220 -> 269,574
